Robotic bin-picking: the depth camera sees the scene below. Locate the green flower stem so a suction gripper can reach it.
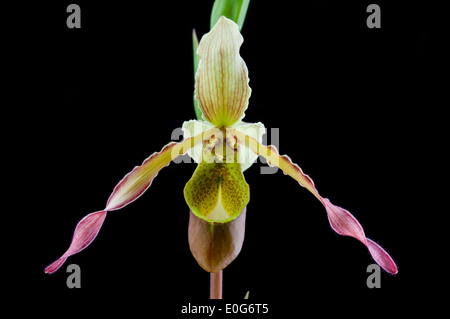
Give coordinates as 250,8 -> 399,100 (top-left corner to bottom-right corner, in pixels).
210,270 -> 223,299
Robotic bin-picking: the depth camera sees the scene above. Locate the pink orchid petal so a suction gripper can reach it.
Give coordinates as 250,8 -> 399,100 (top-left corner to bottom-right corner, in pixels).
105,129 -> 218,211
322,198 -> 366,243
322,198 -> 398,274
105,142 -> 178,211
44,257 -> 67,274
366,238 -> 398,274
45,143 -> 179,274
45,211 -> 107,274
231,129 -> 398,274
46,129 -> 216,274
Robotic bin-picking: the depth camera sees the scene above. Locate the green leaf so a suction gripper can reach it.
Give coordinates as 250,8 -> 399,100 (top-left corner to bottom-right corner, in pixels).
244,291 -> 250,299
192,29 -> 203,121
210,0 -> 251,31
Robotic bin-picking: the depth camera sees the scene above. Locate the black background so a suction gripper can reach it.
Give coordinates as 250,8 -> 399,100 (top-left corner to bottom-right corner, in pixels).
9,0 -> 443,317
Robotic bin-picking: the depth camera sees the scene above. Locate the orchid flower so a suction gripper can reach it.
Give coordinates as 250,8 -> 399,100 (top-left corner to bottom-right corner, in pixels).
45,17 -> 397,275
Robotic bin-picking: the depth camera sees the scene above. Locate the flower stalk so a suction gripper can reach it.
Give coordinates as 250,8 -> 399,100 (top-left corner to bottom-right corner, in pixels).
210,271 -> 223,299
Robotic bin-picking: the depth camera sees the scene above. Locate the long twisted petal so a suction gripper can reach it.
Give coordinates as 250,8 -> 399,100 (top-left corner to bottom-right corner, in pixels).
44,211 -> 107,274
230,128 -> 398,274
45,128 -> 219,274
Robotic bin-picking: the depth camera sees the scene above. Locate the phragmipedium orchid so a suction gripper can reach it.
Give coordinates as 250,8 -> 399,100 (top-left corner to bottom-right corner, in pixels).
45,16 -> 397,282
